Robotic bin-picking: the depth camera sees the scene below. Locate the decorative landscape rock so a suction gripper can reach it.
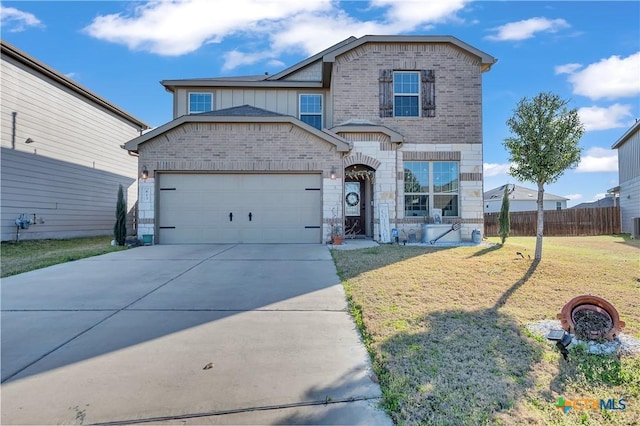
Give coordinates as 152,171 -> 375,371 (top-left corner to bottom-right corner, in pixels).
525,320 -> 640,356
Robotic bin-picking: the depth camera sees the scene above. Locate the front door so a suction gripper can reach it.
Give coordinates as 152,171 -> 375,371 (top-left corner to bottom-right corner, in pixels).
344,181 -> 364,236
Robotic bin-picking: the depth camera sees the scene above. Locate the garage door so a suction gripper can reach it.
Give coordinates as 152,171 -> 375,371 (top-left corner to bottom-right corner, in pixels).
157,173 -> 322,244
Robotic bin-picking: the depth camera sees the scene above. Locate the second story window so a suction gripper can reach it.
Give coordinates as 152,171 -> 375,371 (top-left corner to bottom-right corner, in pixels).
299,94 -> 322,130
393,72 -> 419,117
379,69 -> 435,118
189,93 -> 213,114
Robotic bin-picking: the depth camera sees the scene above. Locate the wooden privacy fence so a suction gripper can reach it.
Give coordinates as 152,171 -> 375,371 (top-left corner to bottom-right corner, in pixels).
484,206 -> 621,237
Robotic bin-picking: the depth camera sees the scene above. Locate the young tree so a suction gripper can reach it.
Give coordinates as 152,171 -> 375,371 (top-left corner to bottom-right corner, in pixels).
504,92 -> 583,260
498,184 -> 511,244
113,184 -> 127,246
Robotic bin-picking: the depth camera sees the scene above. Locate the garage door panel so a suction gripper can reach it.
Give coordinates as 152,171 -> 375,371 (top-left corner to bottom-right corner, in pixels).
158,174 -> 321,244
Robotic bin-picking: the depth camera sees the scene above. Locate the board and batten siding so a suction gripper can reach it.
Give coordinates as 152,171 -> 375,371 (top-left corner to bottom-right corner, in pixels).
617,128 -> 640,234
1,46 -> 145,241
173,87 -> 329,124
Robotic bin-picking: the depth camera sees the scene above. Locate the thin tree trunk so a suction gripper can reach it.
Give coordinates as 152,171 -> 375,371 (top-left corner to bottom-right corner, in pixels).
535,181 -> 545,259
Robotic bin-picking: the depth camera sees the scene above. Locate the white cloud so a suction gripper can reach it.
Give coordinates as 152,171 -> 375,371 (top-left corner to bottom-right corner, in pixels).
576,147 -> 618,173
554,63 -> 581,75
590,193 -> 607,202
566,52 -> 640,100
578,104 -> 633,131
485,17 -> 569,41
483,162 -> 512,177
84,0 -> 332,56
83,0 -> 470,70
222,50 -> 275,72
371,0 -> 468,28
564,193 -> 583,201
0,5 -> 43,32
266,59 -> 285,68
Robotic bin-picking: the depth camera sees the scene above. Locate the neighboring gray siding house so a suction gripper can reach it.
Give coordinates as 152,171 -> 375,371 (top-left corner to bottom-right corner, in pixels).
611,120 -> 640,235
571,194 -> 618,209
124,35 -> 496,244
484,184 -> 568,213
1,40 -> 149,241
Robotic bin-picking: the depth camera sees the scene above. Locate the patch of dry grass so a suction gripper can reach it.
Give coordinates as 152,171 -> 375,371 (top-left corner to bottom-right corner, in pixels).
1,236 -> 126,277
332,235 -> 640,425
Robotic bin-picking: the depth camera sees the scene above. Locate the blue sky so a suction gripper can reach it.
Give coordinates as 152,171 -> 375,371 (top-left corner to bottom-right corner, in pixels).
2,1 -> 638,206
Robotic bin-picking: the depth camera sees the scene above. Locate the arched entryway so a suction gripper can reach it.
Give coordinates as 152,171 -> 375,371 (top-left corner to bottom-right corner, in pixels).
344,164 -> 375,238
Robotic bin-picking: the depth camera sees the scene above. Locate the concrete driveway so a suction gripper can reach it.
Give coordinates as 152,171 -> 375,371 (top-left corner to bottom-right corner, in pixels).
1,244 -> 391,425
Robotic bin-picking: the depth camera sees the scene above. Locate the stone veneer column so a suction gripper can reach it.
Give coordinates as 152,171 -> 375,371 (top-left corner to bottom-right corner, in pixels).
137,178 -> 155,241
323,176 -> 343,243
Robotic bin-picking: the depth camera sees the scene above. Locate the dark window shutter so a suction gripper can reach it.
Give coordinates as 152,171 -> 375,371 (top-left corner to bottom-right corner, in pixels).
379,69 -> 393,118
421,69 -> 435,117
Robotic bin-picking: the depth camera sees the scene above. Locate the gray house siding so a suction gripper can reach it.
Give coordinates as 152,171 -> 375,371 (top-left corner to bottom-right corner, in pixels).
1,149 -> 136,240
173,87 -> 329,125
281,61 -> 323,81
0,41 -> 147,241
614,124 -> 640,234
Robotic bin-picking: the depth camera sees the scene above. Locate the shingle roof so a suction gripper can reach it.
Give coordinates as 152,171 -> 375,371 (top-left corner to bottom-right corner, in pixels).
123,106 -> 351,153
484,184 -> 568,202
161,34 -> 497,91
612,119 -> 640,149
571,196 -> 617,209
192,105 -> 286,117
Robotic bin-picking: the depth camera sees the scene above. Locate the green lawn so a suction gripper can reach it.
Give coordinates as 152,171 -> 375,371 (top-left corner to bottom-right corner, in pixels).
1,236 -> 127,278
332,235 -> 640,425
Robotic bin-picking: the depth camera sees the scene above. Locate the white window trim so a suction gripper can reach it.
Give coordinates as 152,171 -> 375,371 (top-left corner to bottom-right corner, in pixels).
299,93 -> 323,129
404,161 -> 460,217
188,92 -> 213,114
393,71 -> 420,118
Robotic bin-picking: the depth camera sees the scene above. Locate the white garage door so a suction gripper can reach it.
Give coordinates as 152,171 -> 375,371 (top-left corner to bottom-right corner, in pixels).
157,173 -> 322,244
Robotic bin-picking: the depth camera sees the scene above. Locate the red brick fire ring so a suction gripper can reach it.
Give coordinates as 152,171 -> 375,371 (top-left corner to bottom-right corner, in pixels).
557,295 -> 626,340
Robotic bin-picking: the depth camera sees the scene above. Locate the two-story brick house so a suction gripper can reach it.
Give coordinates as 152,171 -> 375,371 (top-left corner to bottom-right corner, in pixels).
124,35 -> 496,244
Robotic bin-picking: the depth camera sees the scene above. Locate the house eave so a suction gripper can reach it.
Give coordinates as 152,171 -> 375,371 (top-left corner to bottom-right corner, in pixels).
612,120 -> 640,149
330,124 -> 404,144
1,40 -> 150,130
322,35 -> 497,72
161,80 -> 323,92
266,36 -> 357,81
124,114 -> 351,153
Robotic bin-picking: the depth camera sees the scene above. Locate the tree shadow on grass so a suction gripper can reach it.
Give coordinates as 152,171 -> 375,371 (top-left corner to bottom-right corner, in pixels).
377,260 -> 544,425
614,233 -> 640,250
332,244 -> 456,280
467,243 -> 503,258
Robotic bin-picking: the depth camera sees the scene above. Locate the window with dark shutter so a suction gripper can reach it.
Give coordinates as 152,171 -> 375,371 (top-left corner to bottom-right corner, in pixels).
421,70 -> 436,117
380,69 -> 436,118
379,69 -> 393,117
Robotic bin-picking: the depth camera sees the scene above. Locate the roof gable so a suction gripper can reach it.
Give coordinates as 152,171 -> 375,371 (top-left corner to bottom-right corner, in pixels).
193,105 -> 286,117
322,35 -> 497,72
124,105 -> 350,152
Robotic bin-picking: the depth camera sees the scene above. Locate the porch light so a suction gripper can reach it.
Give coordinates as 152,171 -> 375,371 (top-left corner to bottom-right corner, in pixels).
141,165 -> 149,180
330,166 -> 337,180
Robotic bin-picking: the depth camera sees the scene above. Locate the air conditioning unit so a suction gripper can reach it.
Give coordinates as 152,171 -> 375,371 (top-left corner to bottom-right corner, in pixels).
633,217 -> 640,239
